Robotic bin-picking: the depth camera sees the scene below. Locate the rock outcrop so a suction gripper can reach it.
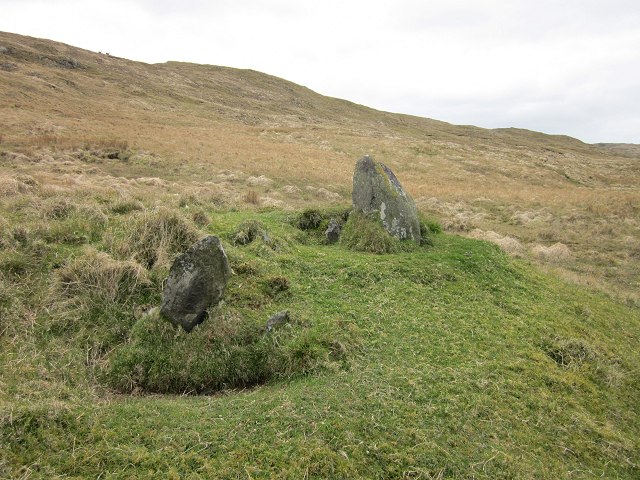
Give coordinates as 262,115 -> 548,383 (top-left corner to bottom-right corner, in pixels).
160,236 -> 231,332
352,155 -> 420,242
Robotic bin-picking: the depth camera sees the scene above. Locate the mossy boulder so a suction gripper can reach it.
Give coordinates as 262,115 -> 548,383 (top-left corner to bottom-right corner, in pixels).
352,155 -> 420,243
160,236 -> 231,332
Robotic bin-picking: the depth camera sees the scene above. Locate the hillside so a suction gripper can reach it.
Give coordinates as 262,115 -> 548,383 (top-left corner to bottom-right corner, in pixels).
1,32 -> 639,478
1,32 -> 638,303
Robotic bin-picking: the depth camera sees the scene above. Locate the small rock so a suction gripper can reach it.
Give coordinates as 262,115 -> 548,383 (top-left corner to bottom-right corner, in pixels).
325,218 -> 341,244
55,57 -> 80,69
266,310 -> 290,332
161,236 -> 231,332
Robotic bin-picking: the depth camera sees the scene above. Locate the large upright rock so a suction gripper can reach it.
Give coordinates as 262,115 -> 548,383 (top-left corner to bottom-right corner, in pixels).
352,155 -> 421,242
160,235 -> 231,332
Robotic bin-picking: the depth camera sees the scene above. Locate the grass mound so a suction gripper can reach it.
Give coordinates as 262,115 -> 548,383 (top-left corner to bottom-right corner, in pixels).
296,208 -> 324,230
293,207 -> 351,239
230,219 -> 266,245
340,211 -> 402,254
112,207 -> 199,269
104,306 -> 344,394
56,248 -> 151,304
46,248 -> 155,354
1,208 -> 639,479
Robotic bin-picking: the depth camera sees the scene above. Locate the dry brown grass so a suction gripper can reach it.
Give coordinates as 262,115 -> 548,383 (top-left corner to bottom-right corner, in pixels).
242,190 -> 261,205
111,207 -> 199,269
57,248 -> 150,304
468,229 -> 525,257
531,243 -> 572,263
1,30 -> 639,301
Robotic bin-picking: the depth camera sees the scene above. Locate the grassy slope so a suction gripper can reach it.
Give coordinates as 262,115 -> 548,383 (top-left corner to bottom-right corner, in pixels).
0,32 -> 639,478
2,208 -> 639,479
1,31 -> 639,303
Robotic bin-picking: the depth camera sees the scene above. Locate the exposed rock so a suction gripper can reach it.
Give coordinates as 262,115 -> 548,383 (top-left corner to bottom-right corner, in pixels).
325,218 -> 341,244
352,155 -> 420,242
42,56 -> 80,69
0,62 -> 17,71
161,236 -> 231,332
266,310 -> 290,332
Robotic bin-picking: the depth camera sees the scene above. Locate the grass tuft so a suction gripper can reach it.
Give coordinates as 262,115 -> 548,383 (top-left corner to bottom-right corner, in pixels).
340,211 -> 401,254
242,190 -> 260,205
296,208 -> 324,230
230,219 -> 266,246
112,207 -> 199,269
191,209 -> 210,227
56,248 -> 151,304
111,198 -> 144,215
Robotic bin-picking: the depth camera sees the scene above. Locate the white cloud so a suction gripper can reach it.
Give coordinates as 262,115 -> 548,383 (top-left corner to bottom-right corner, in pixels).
1,0 -> 639,142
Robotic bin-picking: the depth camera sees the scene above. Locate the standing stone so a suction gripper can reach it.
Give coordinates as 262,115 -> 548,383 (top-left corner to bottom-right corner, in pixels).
161,236 -> 231,332
352,155 -> 421,242
325,218 -> 341,244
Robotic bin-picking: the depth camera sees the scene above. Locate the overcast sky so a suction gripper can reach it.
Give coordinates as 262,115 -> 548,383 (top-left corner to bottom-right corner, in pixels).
2,0 -> 640,143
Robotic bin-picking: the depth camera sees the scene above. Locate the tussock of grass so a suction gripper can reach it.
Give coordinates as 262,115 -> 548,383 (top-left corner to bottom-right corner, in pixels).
469,229 -> 524,257
191,209 -> 210,226
41,198 -> 76,220
56,248 -> 150,304
46,248 -> 155,350
242,190 -> 260,205
110,198 -> 144,215
230,219 -> 266,246
0,250 -> 36,279
420,216 -> 442,235
30,200 -> 108,246
112,207 -> 199,269
542,336 -> 627,387
296,208 -> 323,230
340,211 -> 402,254
262,275 -> 290,298
229,219 -> 292,256
531,242 -> 572,262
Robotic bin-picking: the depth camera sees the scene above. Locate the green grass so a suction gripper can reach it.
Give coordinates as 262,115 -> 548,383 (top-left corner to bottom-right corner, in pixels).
1,208 -> 639,479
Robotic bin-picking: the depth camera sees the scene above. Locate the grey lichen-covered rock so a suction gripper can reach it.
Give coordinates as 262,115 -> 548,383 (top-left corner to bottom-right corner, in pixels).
161,236 -> 231,332
352,155 -> 421,242
325,218 -> 341,244
266,310 -> 290,332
